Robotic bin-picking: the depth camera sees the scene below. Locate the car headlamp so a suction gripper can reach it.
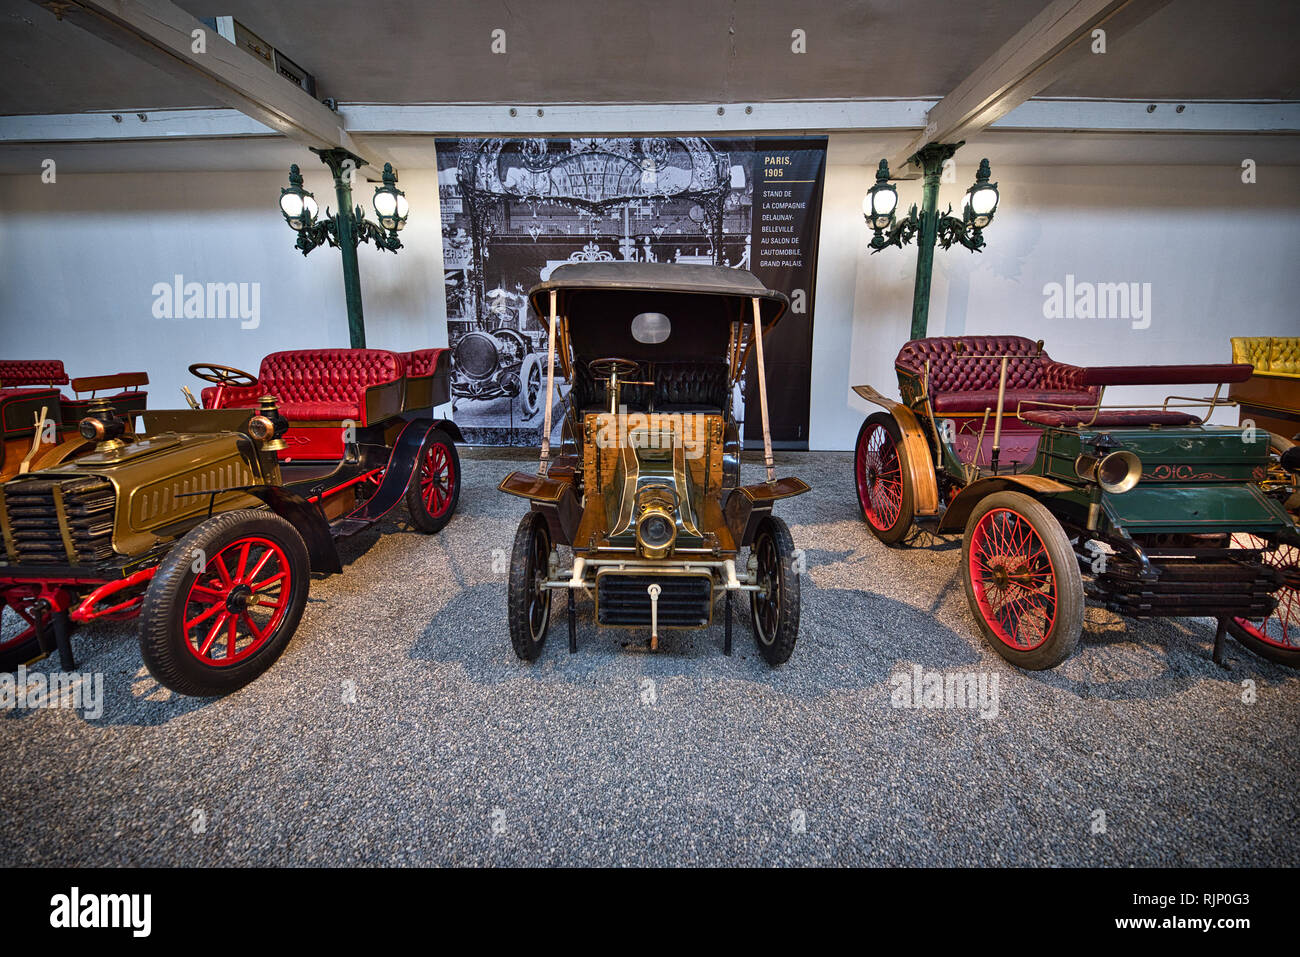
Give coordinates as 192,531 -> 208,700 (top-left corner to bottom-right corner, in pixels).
635,484 -> 678,559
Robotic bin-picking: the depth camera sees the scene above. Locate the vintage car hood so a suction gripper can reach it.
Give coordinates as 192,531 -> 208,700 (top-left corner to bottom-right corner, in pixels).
4,431 -> 265,559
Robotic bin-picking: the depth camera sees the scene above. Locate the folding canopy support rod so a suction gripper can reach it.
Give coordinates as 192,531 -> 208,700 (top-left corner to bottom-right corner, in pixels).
539,290 -> 558,476
751,297 -> 775,484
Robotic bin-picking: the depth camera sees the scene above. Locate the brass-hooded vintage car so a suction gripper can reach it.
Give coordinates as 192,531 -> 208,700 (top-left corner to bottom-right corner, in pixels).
499,262 -> 809,664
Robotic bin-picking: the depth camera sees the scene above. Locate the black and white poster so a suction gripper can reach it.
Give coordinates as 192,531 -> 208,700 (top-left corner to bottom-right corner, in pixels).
436,136 -> 827,448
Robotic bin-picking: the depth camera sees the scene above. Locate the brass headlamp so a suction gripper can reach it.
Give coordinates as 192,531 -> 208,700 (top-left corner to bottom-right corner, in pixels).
634,483 -> 678,559
78,397 -> 126,452
248,395 -> 289,452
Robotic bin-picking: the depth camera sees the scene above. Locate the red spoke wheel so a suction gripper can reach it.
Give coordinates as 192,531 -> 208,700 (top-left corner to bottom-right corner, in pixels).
406,428 -> 461,534
1228,534 -> 1300,667
750,515 -> 801,666
140,510 -> 310,696
854,412 -> 914,545
508,511 -> 552,661
961,491 -> 1083,670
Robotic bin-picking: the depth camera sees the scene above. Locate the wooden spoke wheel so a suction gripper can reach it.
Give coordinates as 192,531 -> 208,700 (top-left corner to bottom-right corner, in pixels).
961,491 -> 1083,670
750,515 -> 801,666
1228,534 -> 1300,667
508,511 -> 553,661
139,510 -> 309,696
406,428 -> 461,533
854,412 -> 914,545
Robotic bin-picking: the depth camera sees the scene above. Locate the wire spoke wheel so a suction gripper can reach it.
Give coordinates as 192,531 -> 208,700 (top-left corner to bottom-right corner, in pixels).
1228,533 -> 1300,665
854,413 -> 914,544
961,491 -> 1082,670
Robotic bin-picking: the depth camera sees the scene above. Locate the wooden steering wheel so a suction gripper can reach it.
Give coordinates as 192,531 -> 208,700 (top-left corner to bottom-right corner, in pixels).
188,363 -> 258,387
587,357 -> 641,383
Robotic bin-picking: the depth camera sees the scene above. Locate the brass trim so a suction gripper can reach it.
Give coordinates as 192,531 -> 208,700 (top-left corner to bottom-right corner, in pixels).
51,484 -> 79,565
0,493 -> 16,561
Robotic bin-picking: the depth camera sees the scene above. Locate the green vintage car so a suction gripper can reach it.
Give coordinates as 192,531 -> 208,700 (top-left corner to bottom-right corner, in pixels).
852,336 -> 1300,669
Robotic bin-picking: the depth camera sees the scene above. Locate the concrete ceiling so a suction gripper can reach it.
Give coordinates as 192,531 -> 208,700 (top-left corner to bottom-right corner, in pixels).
2,0 -> 1296,116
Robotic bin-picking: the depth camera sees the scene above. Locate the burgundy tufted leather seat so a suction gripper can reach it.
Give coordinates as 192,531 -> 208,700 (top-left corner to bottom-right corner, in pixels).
0,360 -> 70,388
203,349 -> 407,423
1020,409 -> 1202,428
895,336 -> 1099,415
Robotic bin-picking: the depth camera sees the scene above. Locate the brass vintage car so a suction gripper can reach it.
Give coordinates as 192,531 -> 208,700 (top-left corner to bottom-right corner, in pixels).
499,262 -> 809,663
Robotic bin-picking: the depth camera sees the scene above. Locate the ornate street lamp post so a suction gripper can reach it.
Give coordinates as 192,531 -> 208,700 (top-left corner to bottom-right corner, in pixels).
278,149 -> 409,349
864,144 -> 1000,340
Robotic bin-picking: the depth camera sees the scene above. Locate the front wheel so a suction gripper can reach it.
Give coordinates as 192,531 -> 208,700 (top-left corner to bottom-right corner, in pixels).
854,412 -> 915,545
405,428 -> 461,533
508,511 -> 553,661
1227,535 -> 1299,667
961,491 -> 1083,670
751,515 -> 801,665
139,510 -> 310,696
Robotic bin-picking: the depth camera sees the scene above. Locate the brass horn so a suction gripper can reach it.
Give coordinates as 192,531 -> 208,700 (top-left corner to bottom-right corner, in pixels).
1075,450 -> 1142,494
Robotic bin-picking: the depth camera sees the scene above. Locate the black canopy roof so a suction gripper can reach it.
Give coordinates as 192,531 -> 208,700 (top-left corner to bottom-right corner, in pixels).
528,262 -> 789,330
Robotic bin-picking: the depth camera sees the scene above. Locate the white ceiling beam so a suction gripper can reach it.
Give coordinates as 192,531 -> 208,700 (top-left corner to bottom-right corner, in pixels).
3,99 -> 1295,146
22,0 -> 393,176
888,0 -> 1175,173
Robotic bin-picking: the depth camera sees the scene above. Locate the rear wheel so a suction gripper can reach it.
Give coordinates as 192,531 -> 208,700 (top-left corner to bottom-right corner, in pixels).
406,428 -> 460,533
139,510 -> 310,696
961,492 -> 1083,670
854,412 -> 914,544
751,516 -> 800,666
1227,535 -> 1300,666
508,511 -> 553,661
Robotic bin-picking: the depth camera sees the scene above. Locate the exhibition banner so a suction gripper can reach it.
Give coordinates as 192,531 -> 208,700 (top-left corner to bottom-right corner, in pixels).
435,136 -> 827,448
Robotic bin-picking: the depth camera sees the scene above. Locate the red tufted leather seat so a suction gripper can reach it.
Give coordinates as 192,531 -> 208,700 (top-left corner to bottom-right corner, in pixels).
896,336 -> 1099,415
402,348 -> 448,378
203,349 -> 406,424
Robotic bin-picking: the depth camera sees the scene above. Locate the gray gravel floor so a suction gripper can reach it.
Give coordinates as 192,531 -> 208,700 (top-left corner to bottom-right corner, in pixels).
2,450 -> 1296,867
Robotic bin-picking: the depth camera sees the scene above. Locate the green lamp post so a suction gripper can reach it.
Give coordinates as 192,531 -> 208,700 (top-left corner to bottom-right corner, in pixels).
278,149 -> 410,349
864,145 -> 1000,340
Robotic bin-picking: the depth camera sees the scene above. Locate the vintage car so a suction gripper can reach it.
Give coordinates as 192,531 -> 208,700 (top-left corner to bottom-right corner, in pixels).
0,347 -> 461,695
451,287 -> 549,417
0,359 -> 149,482
498,262 -> 809,664
852,336 -> 1300,669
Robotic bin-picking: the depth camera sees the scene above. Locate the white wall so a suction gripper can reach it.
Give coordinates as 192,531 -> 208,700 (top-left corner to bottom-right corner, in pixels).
811,159 -> 1300,449
0,167 -> 446,408
2,144 -> 1297,449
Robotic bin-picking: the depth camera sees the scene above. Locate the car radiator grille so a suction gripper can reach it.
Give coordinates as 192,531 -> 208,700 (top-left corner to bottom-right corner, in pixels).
3,476 -> 116,564
597,573 -> 712,628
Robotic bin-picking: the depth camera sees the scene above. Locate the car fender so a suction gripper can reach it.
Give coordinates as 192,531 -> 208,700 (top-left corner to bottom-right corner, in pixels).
936,475 -> 1073,533
852,384 -> 940,516
239,485 -> 342,575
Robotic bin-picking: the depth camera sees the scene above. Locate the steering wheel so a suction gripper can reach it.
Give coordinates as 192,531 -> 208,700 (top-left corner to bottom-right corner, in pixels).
588,357 -> 641,383
188,363 -> 257,387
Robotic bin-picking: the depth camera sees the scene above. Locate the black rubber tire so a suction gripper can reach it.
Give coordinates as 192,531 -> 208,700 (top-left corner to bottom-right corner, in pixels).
750,515 -> 801,666
139,509 -> 310,696
1226,535 -> 1299,667
405,428 -> 461,534
961,491 -> 1083,670
508,511 -> 553,661
519,353 -> 545,418
854,412 -> 915,545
